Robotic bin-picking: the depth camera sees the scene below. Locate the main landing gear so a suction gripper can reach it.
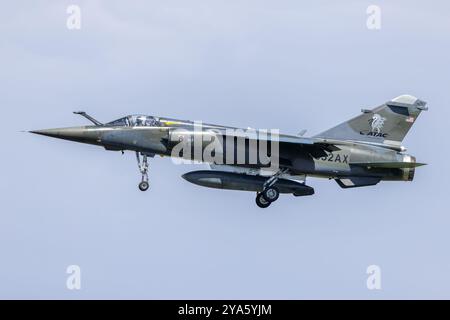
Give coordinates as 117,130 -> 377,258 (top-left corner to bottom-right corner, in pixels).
255,169 -> 288,208
136,152 -> 149,191
255,187 -> 280,208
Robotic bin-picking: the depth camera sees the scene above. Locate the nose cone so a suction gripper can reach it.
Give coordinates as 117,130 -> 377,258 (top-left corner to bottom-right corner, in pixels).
30,126 -> 101,144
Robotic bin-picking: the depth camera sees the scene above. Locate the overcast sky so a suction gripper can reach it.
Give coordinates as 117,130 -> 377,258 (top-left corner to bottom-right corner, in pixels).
1,0 -> 450,299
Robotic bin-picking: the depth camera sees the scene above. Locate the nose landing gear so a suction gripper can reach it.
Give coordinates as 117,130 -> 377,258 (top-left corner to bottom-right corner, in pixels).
136,152 -> 149,191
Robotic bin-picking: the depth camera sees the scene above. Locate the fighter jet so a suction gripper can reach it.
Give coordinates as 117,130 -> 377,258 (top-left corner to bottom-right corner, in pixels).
30,94 -> 427,208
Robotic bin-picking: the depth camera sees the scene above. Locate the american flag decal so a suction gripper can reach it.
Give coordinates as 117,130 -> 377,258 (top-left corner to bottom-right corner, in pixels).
405,116 -> 415,123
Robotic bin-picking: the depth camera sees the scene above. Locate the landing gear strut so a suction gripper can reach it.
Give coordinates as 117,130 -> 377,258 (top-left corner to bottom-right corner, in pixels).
136,152 -> 149,191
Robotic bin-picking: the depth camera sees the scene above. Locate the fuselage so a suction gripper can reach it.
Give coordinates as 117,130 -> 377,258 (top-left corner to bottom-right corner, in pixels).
31,114 -> 417,182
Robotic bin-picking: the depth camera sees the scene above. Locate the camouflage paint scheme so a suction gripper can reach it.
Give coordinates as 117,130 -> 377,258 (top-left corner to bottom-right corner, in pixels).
31,95 -> 427,206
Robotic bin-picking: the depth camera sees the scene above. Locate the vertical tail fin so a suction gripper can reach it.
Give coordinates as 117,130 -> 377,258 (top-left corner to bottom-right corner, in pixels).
314,95 -> 428,146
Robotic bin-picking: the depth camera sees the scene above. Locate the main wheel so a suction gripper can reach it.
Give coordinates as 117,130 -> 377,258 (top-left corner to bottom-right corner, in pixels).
139,181 -> 149,191
262,186 -> 279,202
256,193 -> 271,208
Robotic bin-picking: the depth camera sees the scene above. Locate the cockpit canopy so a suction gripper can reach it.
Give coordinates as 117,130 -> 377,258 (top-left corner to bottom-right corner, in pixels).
107,115 -> 160,127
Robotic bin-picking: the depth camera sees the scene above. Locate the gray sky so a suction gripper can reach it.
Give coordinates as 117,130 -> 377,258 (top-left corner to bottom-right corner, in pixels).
1,0 -> 450,299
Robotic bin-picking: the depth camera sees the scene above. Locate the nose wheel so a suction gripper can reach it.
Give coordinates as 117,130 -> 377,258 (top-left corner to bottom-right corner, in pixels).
139,181 -> 149,191
136,152 -> 150,192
